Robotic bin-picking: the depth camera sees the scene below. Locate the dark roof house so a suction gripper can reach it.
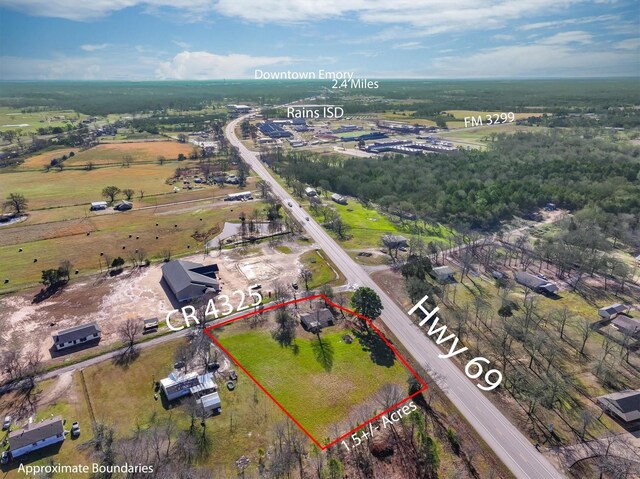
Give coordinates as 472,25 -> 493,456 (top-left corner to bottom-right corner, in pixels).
611,316 -> 640,338
596,389 -> 640,424
430,266 -> 455,282
53,322 -> 101,351
162,260 -> 220,302
382,234 -> 408,249
515,271 -> 559,295
598,304 -> 629,319
8,416 -> 64,458
300,308 -> 334,331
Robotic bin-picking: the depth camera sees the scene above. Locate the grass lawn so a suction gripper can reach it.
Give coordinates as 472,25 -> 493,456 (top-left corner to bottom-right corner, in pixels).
444,110 -> 545,120
82,338 -> 288,476
0,107 -> 84,134
299,250 -> 344,289
0,374 -> 94,479
216,324 -> 411,444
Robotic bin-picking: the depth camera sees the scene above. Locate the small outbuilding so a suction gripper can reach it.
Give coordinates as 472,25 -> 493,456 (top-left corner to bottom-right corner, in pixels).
52,322 -> 101,351
197,392 -> 222,416
90,201 -> 107,211
430,266 -> 455,283
114,201 -> 132,211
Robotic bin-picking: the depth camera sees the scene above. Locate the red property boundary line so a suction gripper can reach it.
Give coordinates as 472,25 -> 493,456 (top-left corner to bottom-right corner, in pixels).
204,293 -> 428,450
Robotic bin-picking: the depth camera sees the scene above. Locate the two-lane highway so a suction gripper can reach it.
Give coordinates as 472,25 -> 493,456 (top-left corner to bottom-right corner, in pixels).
226,116 -> 563,479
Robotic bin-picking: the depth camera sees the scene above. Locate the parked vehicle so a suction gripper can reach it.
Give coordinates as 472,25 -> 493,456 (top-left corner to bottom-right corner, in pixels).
71,421 -> 80,438
2,416 -> 10,430
1,451 -> 9,464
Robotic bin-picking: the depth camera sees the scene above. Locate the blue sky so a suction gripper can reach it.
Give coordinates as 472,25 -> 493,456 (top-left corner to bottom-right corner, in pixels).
0,0 -> 638,80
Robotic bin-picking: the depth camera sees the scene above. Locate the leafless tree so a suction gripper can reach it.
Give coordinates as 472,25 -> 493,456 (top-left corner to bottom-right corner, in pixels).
119,317 -> 141,354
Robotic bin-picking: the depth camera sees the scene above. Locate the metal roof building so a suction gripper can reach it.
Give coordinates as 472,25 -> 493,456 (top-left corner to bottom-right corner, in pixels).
52,322 -> 101,350
161,260 -> 220,303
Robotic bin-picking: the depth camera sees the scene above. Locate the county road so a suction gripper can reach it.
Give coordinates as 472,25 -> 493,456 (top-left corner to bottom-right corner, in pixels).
226,116 -> 564,479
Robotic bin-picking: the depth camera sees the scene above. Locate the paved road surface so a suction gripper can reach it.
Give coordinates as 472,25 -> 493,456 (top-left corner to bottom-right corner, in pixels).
226,116 -> 564,479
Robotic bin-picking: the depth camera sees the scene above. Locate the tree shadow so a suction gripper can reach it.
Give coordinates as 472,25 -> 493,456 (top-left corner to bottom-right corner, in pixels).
311,336 -> 334,372
352,328 -> 396,367
112,349 -> 140,368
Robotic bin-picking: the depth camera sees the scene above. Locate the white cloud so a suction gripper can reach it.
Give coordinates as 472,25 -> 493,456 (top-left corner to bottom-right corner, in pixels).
430,43 -> 638,77
173,40 -> 191,49
493,34 -> 515,41
614,38 -> 640,50
539,30 -> 593,45
392,42 -> 425,50
80,43 -> 110,51
519,14 -> 619,31
156,51 -> 293,79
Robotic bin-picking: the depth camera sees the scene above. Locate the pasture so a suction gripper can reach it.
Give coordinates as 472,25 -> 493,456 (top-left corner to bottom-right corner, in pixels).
215,322 -> 411,444
0,107 -> 85,134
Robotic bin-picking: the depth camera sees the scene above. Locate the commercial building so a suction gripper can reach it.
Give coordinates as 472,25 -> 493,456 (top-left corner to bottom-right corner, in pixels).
161,260 -> 220,303
52,322 -> 101,351
8,417 -> 65,459
258,122 -> 292,138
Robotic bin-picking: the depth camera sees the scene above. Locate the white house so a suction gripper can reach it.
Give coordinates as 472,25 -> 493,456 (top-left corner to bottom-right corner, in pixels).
8,416 -> 64,458
160,371 -> 200,401
52,322 -> 101,351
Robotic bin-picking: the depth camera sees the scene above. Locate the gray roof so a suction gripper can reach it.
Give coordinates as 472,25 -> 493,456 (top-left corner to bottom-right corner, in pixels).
53,322 -> 100,344
300,308 -> 334,329
161,371 -> 200,396
431,266 -> 454,276
198,392 -> 221,410
515,272 -> 558,293
612,316 -> 640,337
9,416 -> 64,451
599,304 -> 628,316
597,389 -> 640,423
162,260 -> 219,301
382,234 -> 408,246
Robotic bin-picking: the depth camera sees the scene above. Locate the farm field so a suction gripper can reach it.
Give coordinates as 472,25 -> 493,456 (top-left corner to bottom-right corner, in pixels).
0,202 -> 253,290
299,249 -> 344,289
18,141 -> 193,170
444,110 -> 545,120
214,319 -> 413,444
437,123 -> 545,148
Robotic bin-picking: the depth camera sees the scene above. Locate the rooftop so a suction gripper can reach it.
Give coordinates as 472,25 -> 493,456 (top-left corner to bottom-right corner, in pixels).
54,322 -> 100,344
9,416 -> 64,451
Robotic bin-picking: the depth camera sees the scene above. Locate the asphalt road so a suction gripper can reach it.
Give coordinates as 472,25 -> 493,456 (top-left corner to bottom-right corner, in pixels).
226,117 -> 564,479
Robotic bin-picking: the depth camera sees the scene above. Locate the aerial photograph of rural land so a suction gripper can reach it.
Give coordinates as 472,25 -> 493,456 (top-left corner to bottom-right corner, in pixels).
0,1 -> 639,479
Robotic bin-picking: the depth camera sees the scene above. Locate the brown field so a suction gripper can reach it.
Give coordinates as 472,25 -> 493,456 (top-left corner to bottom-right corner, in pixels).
19,141 -> 193,170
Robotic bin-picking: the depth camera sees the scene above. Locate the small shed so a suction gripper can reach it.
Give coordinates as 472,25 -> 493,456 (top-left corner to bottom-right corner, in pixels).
382,234 -> 408,249
197,392 -> 222,416
143,318 -> 159,331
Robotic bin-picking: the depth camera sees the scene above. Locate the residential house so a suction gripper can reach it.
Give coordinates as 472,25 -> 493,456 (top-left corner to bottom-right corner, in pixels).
52,322 -> 101,351
300,308 -> 334,331
8,416 -> 64,459
160,371 -> 201,401
515,271 -> 559,295
304,187 -> 318,197
331,193 -> 348,205
161,260 -> 220,303
381,234 -> 408,249
611,316 -> 640,339
598,304 -> 629,320
430,266 -> 455,283
596,389 -> 640,425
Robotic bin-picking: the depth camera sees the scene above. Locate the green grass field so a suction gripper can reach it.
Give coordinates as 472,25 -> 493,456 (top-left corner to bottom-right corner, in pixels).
216,324 -> 410,443
0,107 -> 85,134
299,250 -> 344,289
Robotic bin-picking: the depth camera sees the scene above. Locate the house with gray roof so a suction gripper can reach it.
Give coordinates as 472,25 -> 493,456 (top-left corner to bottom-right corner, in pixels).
596,389 -> 640,425
300,308 -> 335,331
430,266 -> 455,283
515,271 -> 559,295
611,316 -> 640,339
197,392 -> 222,416
598,303 -> 629,320
161,260 -> 220,303
52,322 -> 101,351
8,416 -> 64,458
382,234 -> 408,249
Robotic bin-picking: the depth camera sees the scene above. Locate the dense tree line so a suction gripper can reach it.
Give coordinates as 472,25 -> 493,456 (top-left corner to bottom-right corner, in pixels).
271,131 -> 640,229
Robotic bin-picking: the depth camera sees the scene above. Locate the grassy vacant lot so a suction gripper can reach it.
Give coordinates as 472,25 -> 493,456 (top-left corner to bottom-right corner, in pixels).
438,123 -> 544,148
299,250 -> 344,289
309,199 -> 452,251
0,107 -> 84,134
19,141 -> 193,170
216,323 -> 411,444
444,110 -> 544,120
